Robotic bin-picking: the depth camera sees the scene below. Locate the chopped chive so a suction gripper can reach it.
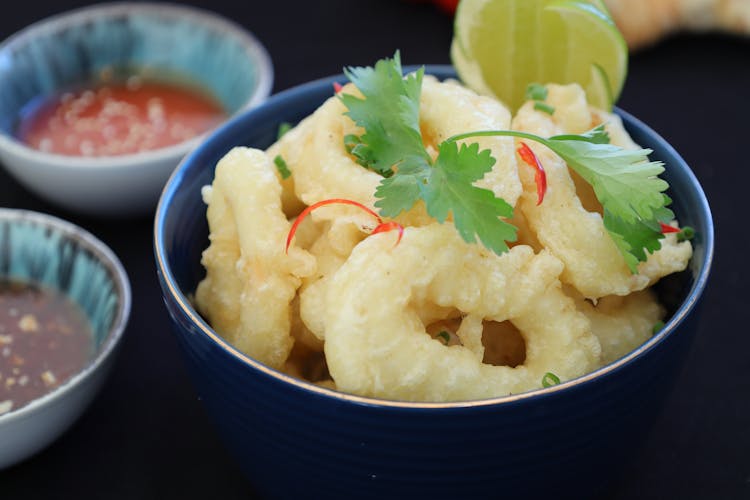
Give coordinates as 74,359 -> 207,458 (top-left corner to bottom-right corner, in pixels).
436,331 -> 451,345
652,321 -> 665,335
677,226 -> 695,242
273,155 -> 292,179
277,122 -> 293,140
525,83 -> 548,101
533,102 -> 555,115
541,372 -> 561,388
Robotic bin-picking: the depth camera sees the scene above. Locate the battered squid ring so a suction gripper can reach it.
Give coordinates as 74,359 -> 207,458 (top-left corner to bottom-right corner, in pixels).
512,84 -> 692,299
195,147 -> 315,369
274,76 -> 524,341
569,288 -> 665,366
272,75 -> 523,246
324,224 -> 601,402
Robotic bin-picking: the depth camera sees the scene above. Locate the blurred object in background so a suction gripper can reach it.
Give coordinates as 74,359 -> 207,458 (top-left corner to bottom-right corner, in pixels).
412,0 -> 750,50
605,0 -> 750,49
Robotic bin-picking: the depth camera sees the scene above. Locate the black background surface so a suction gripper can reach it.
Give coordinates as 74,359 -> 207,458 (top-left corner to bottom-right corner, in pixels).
0,1 -> 746,498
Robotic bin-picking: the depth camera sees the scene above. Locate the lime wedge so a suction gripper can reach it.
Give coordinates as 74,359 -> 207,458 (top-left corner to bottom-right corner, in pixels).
451,0 -> 627,111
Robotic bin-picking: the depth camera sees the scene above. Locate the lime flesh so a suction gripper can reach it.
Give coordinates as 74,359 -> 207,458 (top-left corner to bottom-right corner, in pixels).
451,0 -> 627,111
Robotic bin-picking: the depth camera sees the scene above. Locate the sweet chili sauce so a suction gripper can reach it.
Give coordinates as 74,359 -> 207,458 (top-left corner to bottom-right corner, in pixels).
0,279 -> 94,416
16,74 -> 227,157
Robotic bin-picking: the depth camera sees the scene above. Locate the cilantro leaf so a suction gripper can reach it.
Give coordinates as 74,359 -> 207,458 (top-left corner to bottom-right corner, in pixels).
549,124 -> 610,144
539,135 -> 672,271
343,54 -> 518,256
422,141 -> 516,253
446,126 -> 673,270
375,141 -> 516,255
374,160 -> 427,217
546,139 -> 669,225
340,52 -> 430,176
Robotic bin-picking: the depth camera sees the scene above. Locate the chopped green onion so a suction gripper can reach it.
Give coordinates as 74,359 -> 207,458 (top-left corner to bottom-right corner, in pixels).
277,122 -> 293,140
436,331 -> 451,345
652,321 -> 665,335
273,155 -> 292,179
677,226 -> 695,242
533,102 -> 555,115
541,372 -> 561,388
525,83 -> 548,101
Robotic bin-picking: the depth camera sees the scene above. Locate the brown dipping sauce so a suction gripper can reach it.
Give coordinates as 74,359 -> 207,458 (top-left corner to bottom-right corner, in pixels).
0,280 -> 94,416
16,76 -> 227,157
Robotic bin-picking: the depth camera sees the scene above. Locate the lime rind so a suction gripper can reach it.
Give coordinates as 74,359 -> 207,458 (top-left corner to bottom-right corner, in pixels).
545,0 -> 628,106
590,62 -> 615,110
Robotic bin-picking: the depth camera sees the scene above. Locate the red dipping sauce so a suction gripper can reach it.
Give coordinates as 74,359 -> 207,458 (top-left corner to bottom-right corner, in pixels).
16,76 -> 227,157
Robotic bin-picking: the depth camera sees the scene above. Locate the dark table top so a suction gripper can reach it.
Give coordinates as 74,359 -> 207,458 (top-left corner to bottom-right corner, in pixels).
0,1 -> 746,498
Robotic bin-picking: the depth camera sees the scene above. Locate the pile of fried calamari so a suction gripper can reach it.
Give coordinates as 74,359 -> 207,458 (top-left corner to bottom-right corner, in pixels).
195,78 -> 692,402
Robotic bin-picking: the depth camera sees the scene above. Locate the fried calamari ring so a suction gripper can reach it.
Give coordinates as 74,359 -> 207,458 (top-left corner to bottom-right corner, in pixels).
280,76 -> 523,341
324,224 -> 601,402
195,147 -> 315,369
512,84 -> 692,298
569,288 -> 664,365
420,76 -> 522,205
275,76 -> 522,252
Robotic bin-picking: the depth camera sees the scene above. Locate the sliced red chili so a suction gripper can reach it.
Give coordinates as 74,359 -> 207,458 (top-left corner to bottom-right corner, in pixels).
371,221 -> 404,247
333,82 -> 344,94
517,142 -> 547,205
660,222 -> 680,234
286,198 -> 404,253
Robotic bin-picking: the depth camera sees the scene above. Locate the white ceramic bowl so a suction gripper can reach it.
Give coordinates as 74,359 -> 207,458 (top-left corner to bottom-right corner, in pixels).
0,209 -> 131,468
0,3 -> 273,216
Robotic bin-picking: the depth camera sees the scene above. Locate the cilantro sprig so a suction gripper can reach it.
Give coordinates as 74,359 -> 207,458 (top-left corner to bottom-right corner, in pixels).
447,126 -> 673,271
339,53 -> 673,271
341,53 -> 517,254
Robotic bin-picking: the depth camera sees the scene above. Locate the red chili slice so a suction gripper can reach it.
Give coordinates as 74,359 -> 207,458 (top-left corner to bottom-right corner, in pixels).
371,221 -> 404,246
333,82 -> 343,94
660,222 -> 680,234
517,142 -> 547,205
286,198 -> 404,253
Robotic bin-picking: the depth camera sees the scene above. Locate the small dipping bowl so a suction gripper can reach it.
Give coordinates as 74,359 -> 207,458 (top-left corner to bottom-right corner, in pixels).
0,3 -> 273,216
0,208 -> 131,468
155,67 -> 714,498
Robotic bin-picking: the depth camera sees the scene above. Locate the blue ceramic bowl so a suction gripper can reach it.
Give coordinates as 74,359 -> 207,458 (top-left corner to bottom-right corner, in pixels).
154,67 -> 714,499
0,3 -> 272,215
0,209 -> 131,468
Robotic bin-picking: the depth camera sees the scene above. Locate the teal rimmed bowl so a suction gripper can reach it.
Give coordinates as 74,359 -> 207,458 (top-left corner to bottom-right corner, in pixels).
0,3 -> 273,216
155,67 -> 713,498
0,209 -> 131,468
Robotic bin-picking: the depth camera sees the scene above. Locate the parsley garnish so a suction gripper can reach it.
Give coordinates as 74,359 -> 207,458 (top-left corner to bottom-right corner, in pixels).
652,320 -> 665,335
340,54 -> 674,270
273,154 -> 292,179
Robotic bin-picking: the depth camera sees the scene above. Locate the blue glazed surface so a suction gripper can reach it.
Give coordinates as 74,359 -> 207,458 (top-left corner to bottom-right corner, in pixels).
154,67 -> 714,499
0,3 -> 271,135
0,209 -> 128,351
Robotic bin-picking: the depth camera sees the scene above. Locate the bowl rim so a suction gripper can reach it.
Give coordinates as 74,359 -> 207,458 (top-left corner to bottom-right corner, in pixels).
0,208 -> 132,423
154,66 -> 715,410
0,1 -> 273,168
